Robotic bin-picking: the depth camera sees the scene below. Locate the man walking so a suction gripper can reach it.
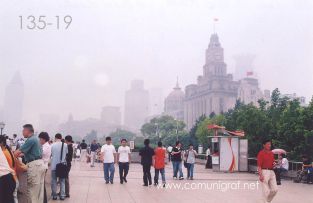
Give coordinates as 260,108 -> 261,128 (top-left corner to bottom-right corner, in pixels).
154,141 -> 166,187
65,135 -> 73,198
117,139 -> 131,184
257,139 -> 278,203
80,140 -> 87,162
139,139 -> 155,186
101,137 -> 116,184
90,140 -> 99,167
171,141 -> 184,180
51,133 -> 68,200
14,124 -> 46,203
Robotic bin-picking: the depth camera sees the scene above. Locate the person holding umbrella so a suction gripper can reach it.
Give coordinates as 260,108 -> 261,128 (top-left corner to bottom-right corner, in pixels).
274,153 -> 289,185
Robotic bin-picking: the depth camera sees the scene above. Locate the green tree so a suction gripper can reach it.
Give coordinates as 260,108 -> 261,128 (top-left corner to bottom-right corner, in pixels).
195,114 -> 226,145
276,100 -> 307,160
141,115 -> 186,142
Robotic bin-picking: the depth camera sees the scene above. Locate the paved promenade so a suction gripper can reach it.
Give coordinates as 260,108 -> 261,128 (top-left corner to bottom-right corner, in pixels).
48,161 -> 312,203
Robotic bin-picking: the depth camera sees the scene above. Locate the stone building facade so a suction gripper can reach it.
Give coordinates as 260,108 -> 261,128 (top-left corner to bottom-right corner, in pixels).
184,33 -> 264,129
124,80 -> 150,132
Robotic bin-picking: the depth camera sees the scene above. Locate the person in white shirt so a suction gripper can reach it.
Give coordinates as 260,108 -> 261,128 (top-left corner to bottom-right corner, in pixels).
274,154 -> 289,185
39,132 -> 51,169
117,139 -> 131,184
101,137 -> 116,184
12,134 -> 19,146
0,144 -> 16,203
38,132 -> 51,203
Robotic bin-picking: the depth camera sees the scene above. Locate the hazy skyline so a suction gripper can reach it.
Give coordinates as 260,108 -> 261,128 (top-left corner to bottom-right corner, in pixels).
0,0 -> 312,126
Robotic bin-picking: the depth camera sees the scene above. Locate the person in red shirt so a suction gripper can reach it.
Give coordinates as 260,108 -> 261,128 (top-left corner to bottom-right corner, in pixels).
257,139 -> 278,203
153,141 -> 166,187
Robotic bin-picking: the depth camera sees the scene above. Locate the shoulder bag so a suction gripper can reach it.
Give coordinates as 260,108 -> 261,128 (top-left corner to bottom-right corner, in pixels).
56,142 -> 68,178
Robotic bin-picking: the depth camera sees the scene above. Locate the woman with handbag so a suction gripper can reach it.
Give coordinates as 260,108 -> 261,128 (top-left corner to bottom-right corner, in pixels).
185,144 -> 197,180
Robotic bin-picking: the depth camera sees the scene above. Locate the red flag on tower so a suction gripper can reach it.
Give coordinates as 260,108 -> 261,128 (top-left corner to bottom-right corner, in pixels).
246,71 -> 253,76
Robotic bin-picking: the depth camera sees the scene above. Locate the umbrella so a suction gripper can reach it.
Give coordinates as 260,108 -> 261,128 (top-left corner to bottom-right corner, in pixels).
272,149 -> 287,155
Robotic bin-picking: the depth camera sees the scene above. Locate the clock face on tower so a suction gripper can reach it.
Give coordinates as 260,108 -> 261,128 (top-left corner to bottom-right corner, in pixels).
215,54 -> 222,60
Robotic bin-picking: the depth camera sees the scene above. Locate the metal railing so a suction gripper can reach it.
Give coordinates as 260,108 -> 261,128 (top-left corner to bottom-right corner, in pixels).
248,157 -> 303,172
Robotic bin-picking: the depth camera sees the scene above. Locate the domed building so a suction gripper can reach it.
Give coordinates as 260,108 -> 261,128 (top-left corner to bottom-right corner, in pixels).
164,80 -> 185,121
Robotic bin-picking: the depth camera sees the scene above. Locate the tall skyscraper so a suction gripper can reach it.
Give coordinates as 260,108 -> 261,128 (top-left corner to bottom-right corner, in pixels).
124,80 -> 150,132
3,71 -> 24,135
233,54 -> 255,80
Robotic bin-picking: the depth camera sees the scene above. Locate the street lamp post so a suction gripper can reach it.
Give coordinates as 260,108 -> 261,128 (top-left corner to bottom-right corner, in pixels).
0,122 -> 5,136
155,123 -> 160,141
175,119 -> 179,141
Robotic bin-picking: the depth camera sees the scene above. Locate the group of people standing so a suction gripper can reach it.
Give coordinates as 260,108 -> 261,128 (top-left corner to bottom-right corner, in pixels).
0,124 -> 74,203
138,140 -> 199,187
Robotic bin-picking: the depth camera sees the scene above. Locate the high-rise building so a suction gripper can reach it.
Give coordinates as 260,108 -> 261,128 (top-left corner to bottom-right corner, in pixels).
124,80 -> 150,131
164,80 -> 184,121
237,77 -> 263,106
3,72 -> 24,135
184,33 -> 239,129
101,106 -> 121,126
233,54 -> 255,80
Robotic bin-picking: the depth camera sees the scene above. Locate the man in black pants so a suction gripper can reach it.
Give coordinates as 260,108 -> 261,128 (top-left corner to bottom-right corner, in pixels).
139,139 -> 155,186
65,135 -> 73,198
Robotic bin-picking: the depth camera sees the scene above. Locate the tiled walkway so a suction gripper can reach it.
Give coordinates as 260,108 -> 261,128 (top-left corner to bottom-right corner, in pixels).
49,161 -> 312,203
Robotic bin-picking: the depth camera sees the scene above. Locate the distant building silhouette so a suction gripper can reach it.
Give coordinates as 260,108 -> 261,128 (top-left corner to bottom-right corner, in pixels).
39,114 -> 60,135
3,71 -> 24,135
124,80 -> 149,132
101,106 -> 121,126
58,113 -> 127,140
233,54 -> 255,80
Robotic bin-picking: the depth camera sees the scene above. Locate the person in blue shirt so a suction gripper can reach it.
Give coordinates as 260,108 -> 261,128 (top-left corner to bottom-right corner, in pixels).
50,133 -> 68,200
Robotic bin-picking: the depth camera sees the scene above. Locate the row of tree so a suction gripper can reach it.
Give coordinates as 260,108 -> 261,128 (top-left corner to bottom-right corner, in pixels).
141,88 -> 313,161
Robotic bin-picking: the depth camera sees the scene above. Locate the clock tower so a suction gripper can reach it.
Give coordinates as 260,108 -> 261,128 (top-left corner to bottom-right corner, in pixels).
203,33 -> 227,78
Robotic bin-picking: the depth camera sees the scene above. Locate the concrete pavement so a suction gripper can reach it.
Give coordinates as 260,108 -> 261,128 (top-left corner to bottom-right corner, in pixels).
48,161 -> 312,203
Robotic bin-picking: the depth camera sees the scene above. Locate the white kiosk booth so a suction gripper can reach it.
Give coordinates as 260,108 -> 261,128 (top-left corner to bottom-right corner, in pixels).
208,125 -> 248,172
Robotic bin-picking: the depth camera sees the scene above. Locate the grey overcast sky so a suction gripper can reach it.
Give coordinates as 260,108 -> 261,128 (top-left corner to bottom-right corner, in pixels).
0,0 -> 312,125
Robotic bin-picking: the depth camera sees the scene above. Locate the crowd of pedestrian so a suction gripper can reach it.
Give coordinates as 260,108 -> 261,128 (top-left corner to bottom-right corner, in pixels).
0,124 -> 74,203
1,123 -> 312,203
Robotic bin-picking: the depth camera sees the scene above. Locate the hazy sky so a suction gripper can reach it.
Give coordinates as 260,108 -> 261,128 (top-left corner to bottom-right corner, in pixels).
0,0 -> 312,125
